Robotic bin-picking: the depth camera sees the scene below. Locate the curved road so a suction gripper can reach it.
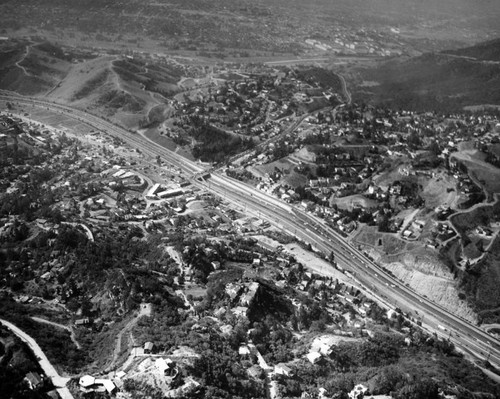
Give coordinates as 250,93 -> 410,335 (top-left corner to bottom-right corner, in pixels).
0,319 -> 74,399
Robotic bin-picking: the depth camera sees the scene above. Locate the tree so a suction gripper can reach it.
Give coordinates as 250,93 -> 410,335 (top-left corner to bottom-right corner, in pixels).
396,379 -> 439,399
428,140 -> 441,156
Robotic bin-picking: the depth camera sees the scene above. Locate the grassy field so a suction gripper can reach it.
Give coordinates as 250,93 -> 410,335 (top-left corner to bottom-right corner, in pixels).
330,194 -> 378,211
420,171 -> 458,209
354,226 -> 416,255
143,128 -> 195,160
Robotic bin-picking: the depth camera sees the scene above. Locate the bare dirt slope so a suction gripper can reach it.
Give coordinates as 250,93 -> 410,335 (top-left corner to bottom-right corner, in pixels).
354,226 -> 477,323
46,55 -> 165,128
384,252 -> 477,323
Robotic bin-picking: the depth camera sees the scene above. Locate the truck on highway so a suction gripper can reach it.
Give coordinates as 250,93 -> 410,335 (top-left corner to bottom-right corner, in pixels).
438,325 -> 447,331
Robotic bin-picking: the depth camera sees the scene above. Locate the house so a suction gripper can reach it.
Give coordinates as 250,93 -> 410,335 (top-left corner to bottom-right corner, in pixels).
225,283 -> 243,301
79,375 -> 96,388
240,282 -> 259,306
306,351 -> 322,364
238,345 -> 251,357
75,318 -> 90,327
40,271 -> 51,280
211,261 -> 221,270
144,341 -> 155,354
95,379 -> 116,394
231,306 -> 248,319
348,384 -> 368,399
156,358 -> 175,375
274,363 -> 293,377
132,346 -> 144,356
24,372 -> 43,390
116,371 -> 126,379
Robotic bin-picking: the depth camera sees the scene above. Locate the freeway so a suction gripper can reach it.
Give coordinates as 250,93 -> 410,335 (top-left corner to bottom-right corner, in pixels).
204,173 -> 500,368
2,92 -> 500,370
0,92 -> 203,177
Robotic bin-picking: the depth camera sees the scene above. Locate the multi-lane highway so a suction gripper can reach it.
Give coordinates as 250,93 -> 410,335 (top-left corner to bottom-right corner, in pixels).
0,92 -> 204,176
206,174 -> 500,367
2,91 -> 500,371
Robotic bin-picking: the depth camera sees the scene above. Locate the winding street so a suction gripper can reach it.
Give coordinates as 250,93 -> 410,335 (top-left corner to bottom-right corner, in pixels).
0,318 -> 74,399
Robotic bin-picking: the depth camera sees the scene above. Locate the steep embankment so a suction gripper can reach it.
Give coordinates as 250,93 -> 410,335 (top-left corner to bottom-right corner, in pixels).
383,252 -> 477,323
356,226 -> 477,323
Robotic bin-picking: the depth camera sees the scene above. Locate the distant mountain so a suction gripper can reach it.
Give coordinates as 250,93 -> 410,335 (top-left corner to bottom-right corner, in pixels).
444,38 -> 500,62
353,38 -> 500,112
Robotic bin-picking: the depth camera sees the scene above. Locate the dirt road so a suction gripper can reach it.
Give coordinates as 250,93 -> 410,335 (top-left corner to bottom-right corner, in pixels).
31,316 -> 81,349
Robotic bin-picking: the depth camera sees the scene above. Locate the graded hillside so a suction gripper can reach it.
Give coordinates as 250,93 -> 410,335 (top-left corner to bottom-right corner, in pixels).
352,40 -> 500,112
47,55 -> 114,103
0,39 -> 184,130
46,55 -> 177,128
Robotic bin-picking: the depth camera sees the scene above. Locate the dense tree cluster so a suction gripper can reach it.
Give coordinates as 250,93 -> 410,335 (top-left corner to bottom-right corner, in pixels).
188,333 -> 266,399
188,118 -> 254,163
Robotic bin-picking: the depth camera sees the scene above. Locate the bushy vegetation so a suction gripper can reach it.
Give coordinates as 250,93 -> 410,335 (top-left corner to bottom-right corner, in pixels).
72,69 -> 110,100
190,120 -> 254,163
0,298 -> 87,373
275,327 -> 499,399
446,38 -> 500,62
188,333 -> 266,398
296,67 -> 342,92
356,52 -> 500,112
0,326 -> 51,399
97,89 -> 146,112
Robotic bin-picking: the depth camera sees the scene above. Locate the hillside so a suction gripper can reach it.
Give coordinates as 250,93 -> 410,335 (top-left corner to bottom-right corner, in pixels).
0,39 -> 183,130
445,38 -> 500,61
352,44 -> 500,112
0,40 -> 73,95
